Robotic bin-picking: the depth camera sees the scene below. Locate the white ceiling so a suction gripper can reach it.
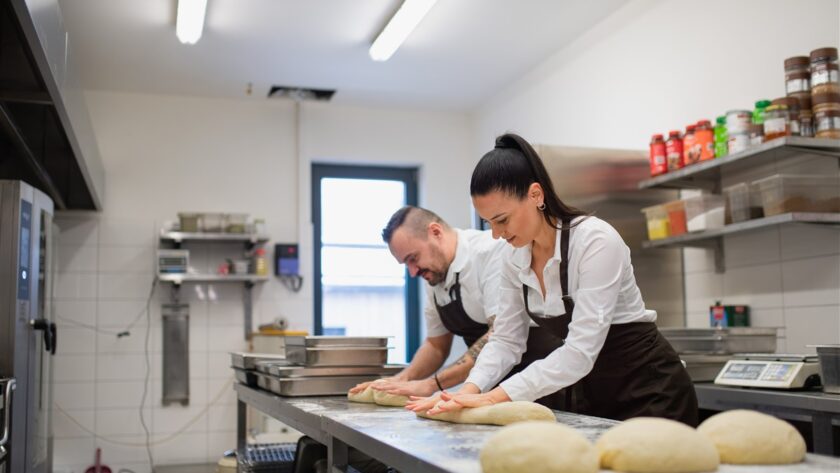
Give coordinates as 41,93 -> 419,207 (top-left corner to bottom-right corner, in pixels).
58,0 -> 627,111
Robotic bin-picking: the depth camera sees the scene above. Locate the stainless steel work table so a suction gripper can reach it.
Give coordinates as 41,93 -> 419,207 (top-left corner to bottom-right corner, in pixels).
695,383 -> 840,455
236,383 -> 840,473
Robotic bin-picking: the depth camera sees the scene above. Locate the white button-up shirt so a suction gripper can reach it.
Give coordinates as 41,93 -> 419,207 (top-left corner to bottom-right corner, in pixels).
424,229 -> 507,338
465,216 -> 656,401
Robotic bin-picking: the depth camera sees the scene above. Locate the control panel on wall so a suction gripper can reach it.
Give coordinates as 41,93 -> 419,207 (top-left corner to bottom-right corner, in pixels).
275,243 -> 302,291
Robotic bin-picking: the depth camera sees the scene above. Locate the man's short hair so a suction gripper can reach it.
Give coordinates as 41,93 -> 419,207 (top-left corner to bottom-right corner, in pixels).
382,206 -> 448,243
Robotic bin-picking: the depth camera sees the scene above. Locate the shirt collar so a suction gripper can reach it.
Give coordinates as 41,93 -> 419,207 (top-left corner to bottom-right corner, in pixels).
511,226 -> 564,274
444,229 -> 470,287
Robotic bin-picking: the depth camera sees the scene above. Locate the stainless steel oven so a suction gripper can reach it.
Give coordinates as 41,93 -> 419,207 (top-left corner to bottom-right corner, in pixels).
1,180 -> 57,473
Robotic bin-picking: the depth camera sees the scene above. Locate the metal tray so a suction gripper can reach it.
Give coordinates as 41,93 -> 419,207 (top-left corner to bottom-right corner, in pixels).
230,352 -> 286,370
268,364 -> 404,378
285,346 -> 389,367
256,374 -> 378,396
284,336 -> 388,348
680,354 -> 731,382
232,368 -> 259,387
661,327 -> 777,354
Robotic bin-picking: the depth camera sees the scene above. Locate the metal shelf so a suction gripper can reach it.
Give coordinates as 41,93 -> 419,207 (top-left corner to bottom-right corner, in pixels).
158,274 -> 269,284
160,230 -> 269,244
638,137 -> 840,191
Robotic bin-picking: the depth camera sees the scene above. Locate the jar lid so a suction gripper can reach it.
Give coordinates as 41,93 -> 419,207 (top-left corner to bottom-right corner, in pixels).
685,124 -> 696,132
668,130 -> 681,136
766,104 -> 788,112
696,119 -> 711,127
716,116 -> 726,124
651,133 -> 664,140
811,92 -> 840,105
784,56 -> 810,69
785,71 -> 810,80
755,99 -> 771,108
772,97 -> 799,110
810,47 -> 838,62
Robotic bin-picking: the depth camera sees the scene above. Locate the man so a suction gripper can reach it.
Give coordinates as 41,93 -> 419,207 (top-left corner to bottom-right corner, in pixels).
352,205 -> 564,403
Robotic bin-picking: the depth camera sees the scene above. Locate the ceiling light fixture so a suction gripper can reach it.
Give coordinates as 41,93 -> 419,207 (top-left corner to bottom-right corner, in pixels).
369,0 -> 438,61
176,0 -> 208,44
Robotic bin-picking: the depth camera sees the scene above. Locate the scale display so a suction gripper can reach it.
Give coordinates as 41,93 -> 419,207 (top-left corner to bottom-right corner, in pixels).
714,356 -> 820,389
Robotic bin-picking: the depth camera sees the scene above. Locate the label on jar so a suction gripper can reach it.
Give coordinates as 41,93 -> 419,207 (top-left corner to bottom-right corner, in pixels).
816,115 -> 840,132
764,117 -> 788,135
812,68 -> 839,86
650,142 -> 667,176
785,78 -> 810,94
727,133 -> 750,154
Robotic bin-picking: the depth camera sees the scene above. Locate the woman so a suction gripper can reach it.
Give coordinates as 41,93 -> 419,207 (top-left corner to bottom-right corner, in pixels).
406,133 -> 698,425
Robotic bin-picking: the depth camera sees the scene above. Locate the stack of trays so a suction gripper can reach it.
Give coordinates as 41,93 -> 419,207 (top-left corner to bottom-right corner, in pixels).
230,336 -> 404,396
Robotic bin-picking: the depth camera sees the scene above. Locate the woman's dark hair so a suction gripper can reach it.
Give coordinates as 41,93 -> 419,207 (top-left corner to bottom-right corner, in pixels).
470,133 -> 587,228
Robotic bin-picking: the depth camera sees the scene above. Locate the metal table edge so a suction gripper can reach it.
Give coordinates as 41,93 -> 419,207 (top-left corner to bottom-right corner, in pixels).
234,383 -> 329,443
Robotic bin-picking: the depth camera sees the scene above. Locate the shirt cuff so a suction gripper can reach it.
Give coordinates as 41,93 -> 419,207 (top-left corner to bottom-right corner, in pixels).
464,372 -> 494,393
499,376 -> 535,402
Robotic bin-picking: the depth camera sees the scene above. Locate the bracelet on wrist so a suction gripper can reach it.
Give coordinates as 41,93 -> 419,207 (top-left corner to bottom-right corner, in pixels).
433,373 -> 444,391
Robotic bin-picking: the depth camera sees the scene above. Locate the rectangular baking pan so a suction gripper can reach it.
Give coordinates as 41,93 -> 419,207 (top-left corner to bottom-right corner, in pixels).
268,364 -> 404,378
230,352 -> 286,370
285,346 -> 388,367
256,374 -> 379,396
284,336 -> 388,348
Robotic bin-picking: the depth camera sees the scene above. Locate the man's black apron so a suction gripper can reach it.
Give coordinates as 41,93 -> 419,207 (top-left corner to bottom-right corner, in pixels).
433,273 -> 565,409
520,218 -> 699,426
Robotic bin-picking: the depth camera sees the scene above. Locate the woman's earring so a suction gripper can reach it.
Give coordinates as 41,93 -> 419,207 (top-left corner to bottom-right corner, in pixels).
537,202 -> 546,211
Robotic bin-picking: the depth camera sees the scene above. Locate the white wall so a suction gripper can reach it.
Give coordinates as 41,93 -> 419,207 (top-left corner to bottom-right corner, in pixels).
472,0 -> 840,353
52,91 -> 472,472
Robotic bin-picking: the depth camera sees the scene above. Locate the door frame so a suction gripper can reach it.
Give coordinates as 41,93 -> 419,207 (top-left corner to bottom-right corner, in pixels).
311,164 -> 420,359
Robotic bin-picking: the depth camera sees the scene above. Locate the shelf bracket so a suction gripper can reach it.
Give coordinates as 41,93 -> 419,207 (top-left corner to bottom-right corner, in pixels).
243,282 -> 254,341
712,237 -> 725,274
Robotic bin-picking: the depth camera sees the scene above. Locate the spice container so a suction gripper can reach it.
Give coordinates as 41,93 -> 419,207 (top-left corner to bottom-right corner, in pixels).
810,47 -> 839,95
649,134 -> 667,176
763,103 -> 791,141
774,97 -> 801,135
748,123 -> 764,146
684,195 -> 726,232
178,212 -> 200,233
714,116 -> 728,158
226,213 -> 248,233
728,132 -> 750,154
753,99 -> 771,124
664,200 -> 688,236
754,174 -> 840,215
784,56 -> 811,94
815,110 -> 840,138
695,120 -> 715,161
641,205 -> 670,240
812,92 -> 840,114
725,110 -> 752,134
683,124 -> 698,165
253,248 -> 268,276
201,213 -> 225,232
665,130 -> 684,171
724,183 -> 763,223
800,109 -> 815,137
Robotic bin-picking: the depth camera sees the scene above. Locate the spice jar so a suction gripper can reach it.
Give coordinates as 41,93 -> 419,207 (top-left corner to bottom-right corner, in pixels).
683,124 -> 698,165
810,47 -> 839,95
763,104 -> 791,141
774,97 -> 801,136
714,116 -> 728,158
812,92 -> 840,114
665,130 -> 684,171
728,132 -> 750,154
753,99 -> 771,124
695,120 -> 715,161
649,134 -> 667,176
800,109 -> 814,137
815,110 -> 840,138
748,123 -> 764,146
784,56 -> 811,95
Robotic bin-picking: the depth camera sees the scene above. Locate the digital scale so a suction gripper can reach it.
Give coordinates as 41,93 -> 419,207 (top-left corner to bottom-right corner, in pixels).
714,354 -> 822,390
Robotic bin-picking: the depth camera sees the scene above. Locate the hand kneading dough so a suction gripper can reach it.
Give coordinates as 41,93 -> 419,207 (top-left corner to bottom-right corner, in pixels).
417,401 -> 555,426
372,389 -> 410,407
697,410 -> 805,464
480,421 -> 598,473
347,385 -> 376,403
596,417 -> 719,473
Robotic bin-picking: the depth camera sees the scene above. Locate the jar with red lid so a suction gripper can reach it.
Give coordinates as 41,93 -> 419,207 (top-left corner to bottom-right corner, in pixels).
649,134 -> 667,176
683,125 -> 698,165
810,47 -> 839,95
695,120 -> 715,161
665,131 -> 684,171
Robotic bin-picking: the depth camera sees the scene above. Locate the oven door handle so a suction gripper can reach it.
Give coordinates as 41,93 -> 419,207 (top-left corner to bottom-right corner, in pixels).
30,319 -> 52,354
0,378 -> 16,456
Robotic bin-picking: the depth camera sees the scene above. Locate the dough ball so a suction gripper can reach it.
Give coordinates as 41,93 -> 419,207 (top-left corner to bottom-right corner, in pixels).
347,385 -> 376,403
418,401 -> 555,426
373,389 -> 409,407
480,421 -> 598,473
697,410 -> 805,464
596,417 -> 719,473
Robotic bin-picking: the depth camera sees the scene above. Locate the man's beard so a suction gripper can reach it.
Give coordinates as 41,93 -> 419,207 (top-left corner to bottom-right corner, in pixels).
421,243 -> 449,286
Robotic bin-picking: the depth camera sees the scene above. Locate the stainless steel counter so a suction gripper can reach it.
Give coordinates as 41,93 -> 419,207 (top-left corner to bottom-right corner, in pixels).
235,383 -> 840,473
695,383 -> 840,455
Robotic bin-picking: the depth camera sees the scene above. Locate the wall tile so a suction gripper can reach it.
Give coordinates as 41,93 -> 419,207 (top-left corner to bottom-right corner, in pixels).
53,437 -> 96,466
97,354 -> 149,381
95,408 -> 152,437
54,354 -> 96,383
208,325 -> 249,353
150,352 -> 208,380
152,432 -> 208,464
56,327 -> 97,355
96,381 -> 151,409
52,408 -> 94,438
55,215 -> 99,247
53,382 -> 95,409
58,245 -> 98,273
98,300 -> 155,328
55,300 -> 97,327
207,404 -> 238,432
780,224 -> 840,261
782,255 -> 840,307
151,378 -> 209,407
99,219 -> 155,247
722,263 -> 783,308
55,273 -> 98,300
99,273 -> 158,299
152,404 -> 208,434
208,431 -> 237,459
684,271 -> 724,314
784,306 -> 840,353
99,440 -> 154,466
722,228 -> 780,269
99,246 -> 154,273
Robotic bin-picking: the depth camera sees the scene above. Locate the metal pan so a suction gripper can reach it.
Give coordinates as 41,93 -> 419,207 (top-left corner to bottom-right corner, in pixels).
268,364 -> 404,378
230,352 -> 286,370
232,368 -> 260,387
284,336 -> 388,348
285,346 -> 388,367
258,374 -> 382,396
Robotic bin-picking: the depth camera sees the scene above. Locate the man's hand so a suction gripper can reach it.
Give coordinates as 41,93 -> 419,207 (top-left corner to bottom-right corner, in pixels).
348,377 -> 392,394
371,378 -> 438,397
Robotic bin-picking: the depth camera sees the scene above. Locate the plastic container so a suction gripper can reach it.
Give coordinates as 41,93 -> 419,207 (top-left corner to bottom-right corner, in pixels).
649,134 -> 667,176
253,248 -> 268,276
727,132 -> 750,154
695,120 -> 715,162
815,345 -> 840,394
713,116 -> 728,158
725,109 -> 752,134
200,212 -> 225,232
800,109 -> 815,138
753,99 -> 771,124
641,204 -> 670,240
226,213 -> 248,233
815,110 -> 840,138
763,103 -> 791,141
664,200 -> 687,236
683,124 -> 698,165
810,47 -> 839,95
665,130 -> 684,171
178,212 -> 200,232
748,123 -> 764,146
684,194 -> 726,232
724,183 -> 763,223
753,174 -> 840,216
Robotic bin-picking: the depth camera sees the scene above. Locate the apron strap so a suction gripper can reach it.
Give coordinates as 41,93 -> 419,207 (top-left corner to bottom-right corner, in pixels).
559,218 -> 574,316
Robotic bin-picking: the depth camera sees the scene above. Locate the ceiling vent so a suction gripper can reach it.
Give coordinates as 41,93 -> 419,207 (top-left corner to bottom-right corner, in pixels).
267,86 -> 335,101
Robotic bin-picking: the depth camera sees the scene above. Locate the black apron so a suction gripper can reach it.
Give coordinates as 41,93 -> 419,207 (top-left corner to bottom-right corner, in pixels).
433,273 -> 565,409
521,218 -> 699,426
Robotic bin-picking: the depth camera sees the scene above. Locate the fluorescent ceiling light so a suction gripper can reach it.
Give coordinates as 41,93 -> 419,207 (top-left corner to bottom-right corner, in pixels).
176,0 -> 208,44
369,0 -> 438,61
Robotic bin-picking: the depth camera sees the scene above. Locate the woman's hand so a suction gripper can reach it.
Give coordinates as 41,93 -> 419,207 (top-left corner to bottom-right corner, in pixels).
426,387 -> 511,415
371,378 -> 438,398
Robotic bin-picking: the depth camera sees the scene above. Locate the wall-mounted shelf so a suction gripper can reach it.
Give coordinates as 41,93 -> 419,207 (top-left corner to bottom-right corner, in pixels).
638,137 -> 840,192
160,230 -> 269,245
158,274 -> 269,285
642,213 -> 840,272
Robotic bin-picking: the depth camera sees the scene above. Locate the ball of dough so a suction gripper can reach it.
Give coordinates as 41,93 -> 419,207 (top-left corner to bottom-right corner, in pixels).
347,385 -> 376,403
480,421 -> 598,473
596,417 -> 719,473
373,389 -> 409,407
697,410 -> 805,464
417,401 -> 555,426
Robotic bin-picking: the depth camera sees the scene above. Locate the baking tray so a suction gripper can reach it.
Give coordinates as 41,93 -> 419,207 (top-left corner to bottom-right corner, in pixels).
660,327 -> 777,354
284,336 -> 388,348
268,364 -> 404,378
256,374 -> 378,396
285,346 -> 389,367
233,367 -> 260,387
230,352 -> 286,370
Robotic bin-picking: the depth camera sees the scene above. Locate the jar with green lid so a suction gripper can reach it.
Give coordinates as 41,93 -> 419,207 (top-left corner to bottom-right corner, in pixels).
763,104 -> 790,141
753,99 -> 771,124
815,110 -> 840,138
714,116 -> 728,157
810,47 -> 839,95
